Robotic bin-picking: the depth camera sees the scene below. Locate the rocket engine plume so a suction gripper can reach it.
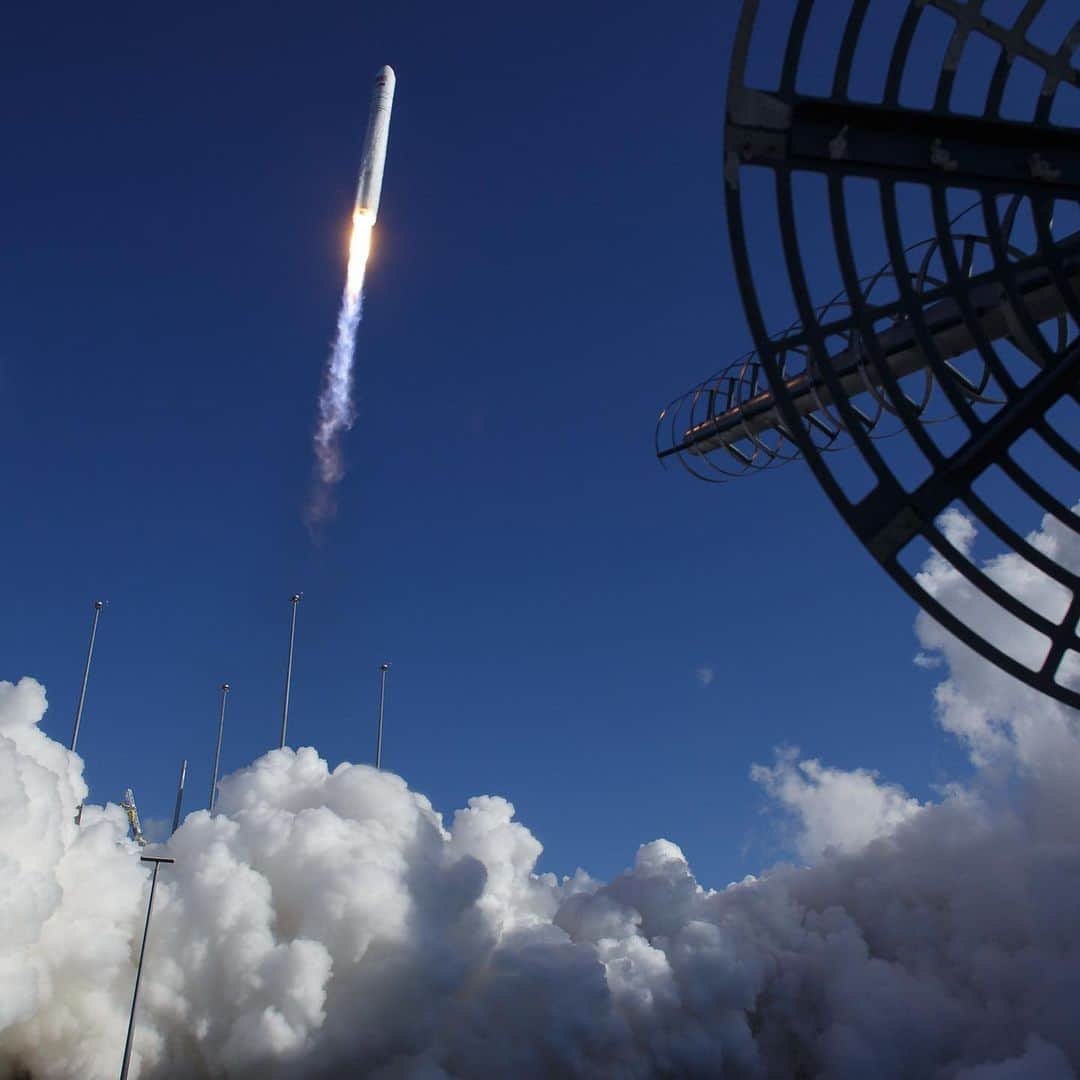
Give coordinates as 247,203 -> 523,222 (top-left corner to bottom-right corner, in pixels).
308,66 -> 395,527
312,213 -> 372,490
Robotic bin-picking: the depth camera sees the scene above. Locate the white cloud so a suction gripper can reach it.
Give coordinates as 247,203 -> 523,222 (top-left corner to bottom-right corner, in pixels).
1,506 -> 1078,1077
914,502 -> 1080,771
750,746 -> 923,859
696,666 -> 715,687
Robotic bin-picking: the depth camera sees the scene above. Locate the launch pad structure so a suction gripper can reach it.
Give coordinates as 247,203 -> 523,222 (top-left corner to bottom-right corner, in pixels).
658,0 -> 1080,707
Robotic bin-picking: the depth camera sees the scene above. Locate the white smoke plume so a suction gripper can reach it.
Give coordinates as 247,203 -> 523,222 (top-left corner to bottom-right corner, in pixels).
2,508 -> 1078,1078
308,215 -> 373,527
314,288 -> 363,485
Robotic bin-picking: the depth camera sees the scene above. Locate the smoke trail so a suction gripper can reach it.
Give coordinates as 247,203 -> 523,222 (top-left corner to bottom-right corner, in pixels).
2,506 -> 1077,1078
309,213 -> 374,526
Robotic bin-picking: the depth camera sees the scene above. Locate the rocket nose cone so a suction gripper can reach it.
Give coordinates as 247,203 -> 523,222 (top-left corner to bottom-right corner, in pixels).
376,64 -> 396,86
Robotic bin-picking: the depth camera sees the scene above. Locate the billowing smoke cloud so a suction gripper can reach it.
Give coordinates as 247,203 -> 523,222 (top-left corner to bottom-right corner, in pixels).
2,507 -> 1077,1078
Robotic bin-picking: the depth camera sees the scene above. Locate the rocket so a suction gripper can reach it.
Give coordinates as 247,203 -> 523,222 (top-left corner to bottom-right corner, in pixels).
354,66 -> 396,224
309,64 -> 395,515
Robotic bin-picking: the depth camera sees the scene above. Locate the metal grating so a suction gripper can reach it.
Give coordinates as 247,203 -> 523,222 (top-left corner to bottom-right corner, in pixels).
659,0 -> 1080,706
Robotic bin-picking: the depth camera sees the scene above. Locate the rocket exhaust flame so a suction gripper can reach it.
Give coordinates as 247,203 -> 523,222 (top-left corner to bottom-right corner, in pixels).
311,213 -> 374,500
308,66 -> 394,527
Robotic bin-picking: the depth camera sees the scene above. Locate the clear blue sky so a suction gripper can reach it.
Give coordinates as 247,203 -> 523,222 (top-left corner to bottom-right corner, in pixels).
2,0 -> 965,887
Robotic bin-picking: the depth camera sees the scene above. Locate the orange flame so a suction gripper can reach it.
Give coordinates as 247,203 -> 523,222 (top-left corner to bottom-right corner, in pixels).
346,212 -> 374,297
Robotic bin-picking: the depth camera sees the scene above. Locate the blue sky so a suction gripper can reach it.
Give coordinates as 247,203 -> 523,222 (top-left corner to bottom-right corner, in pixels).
2,0 -> 969,886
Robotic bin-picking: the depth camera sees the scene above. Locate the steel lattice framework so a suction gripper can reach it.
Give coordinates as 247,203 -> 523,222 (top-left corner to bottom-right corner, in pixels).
658,0 -> 1080,707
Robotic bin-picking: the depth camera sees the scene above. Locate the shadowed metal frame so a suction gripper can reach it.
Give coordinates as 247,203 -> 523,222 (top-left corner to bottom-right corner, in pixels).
661,0 -> 1079,706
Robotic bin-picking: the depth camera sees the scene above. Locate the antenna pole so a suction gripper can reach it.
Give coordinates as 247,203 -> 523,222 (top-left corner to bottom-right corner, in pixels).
119,856 -> 174,1080
376,662 -> 390,769
279,594 -> 302,749
71,600 -> 105,753
170,759 -> 187,836
209,683 -> 229,812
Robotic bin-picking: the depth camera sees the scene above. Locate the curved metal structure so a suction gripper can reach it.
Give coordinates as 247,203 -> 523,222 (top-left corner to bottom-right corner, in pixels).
660,0 -> 1079,706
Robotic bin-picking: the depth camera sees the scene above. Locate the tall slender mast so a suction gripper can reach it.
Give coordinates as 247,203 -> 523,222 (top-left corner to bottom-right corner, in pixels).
119,855 -> 174,1080
170,759 -> 187,836
279,594 -> 302,749
375,662 -> 390,769
209,683 -> 229,812
70,600 -> 104,753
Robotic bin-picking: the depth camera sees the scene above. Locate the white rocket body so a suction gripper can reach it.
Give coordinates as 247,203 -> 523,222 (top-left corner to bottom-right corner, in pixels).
354,66 -> 395,223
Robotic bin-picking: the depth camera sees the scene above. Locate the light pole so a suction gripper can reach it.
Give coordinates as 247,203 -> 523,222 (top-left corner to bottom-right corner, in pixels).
279,594 -> 302,749
72,600 -> 105,825
376,662 -> 390,769
209,683 -> 229,812
170,759 -> 187,836
119,855 -> 174,1080
71,600 -> 105,753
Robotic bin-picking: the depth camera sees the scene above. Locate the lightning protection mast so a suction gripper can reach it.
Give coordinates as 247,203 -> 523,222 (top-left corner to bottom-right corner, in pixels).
279,594 -> 302,749
170,759 -> 187,836
375,662 -> 390,769
119,855 -> 175,1080
209,683 -> 229,812
70,599 -> 105,754
72,599 -> 105,826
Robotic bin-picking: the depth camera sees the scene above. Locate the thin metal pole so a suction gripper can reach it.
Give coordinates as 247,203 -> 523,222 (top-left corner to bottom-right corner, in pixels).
171,759 -> 187,835
119,855 -> 174,1080
209,683 -> 229,812
376,662 -> 390,769
71,600 -> 105,753
279,594 -> 302,749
